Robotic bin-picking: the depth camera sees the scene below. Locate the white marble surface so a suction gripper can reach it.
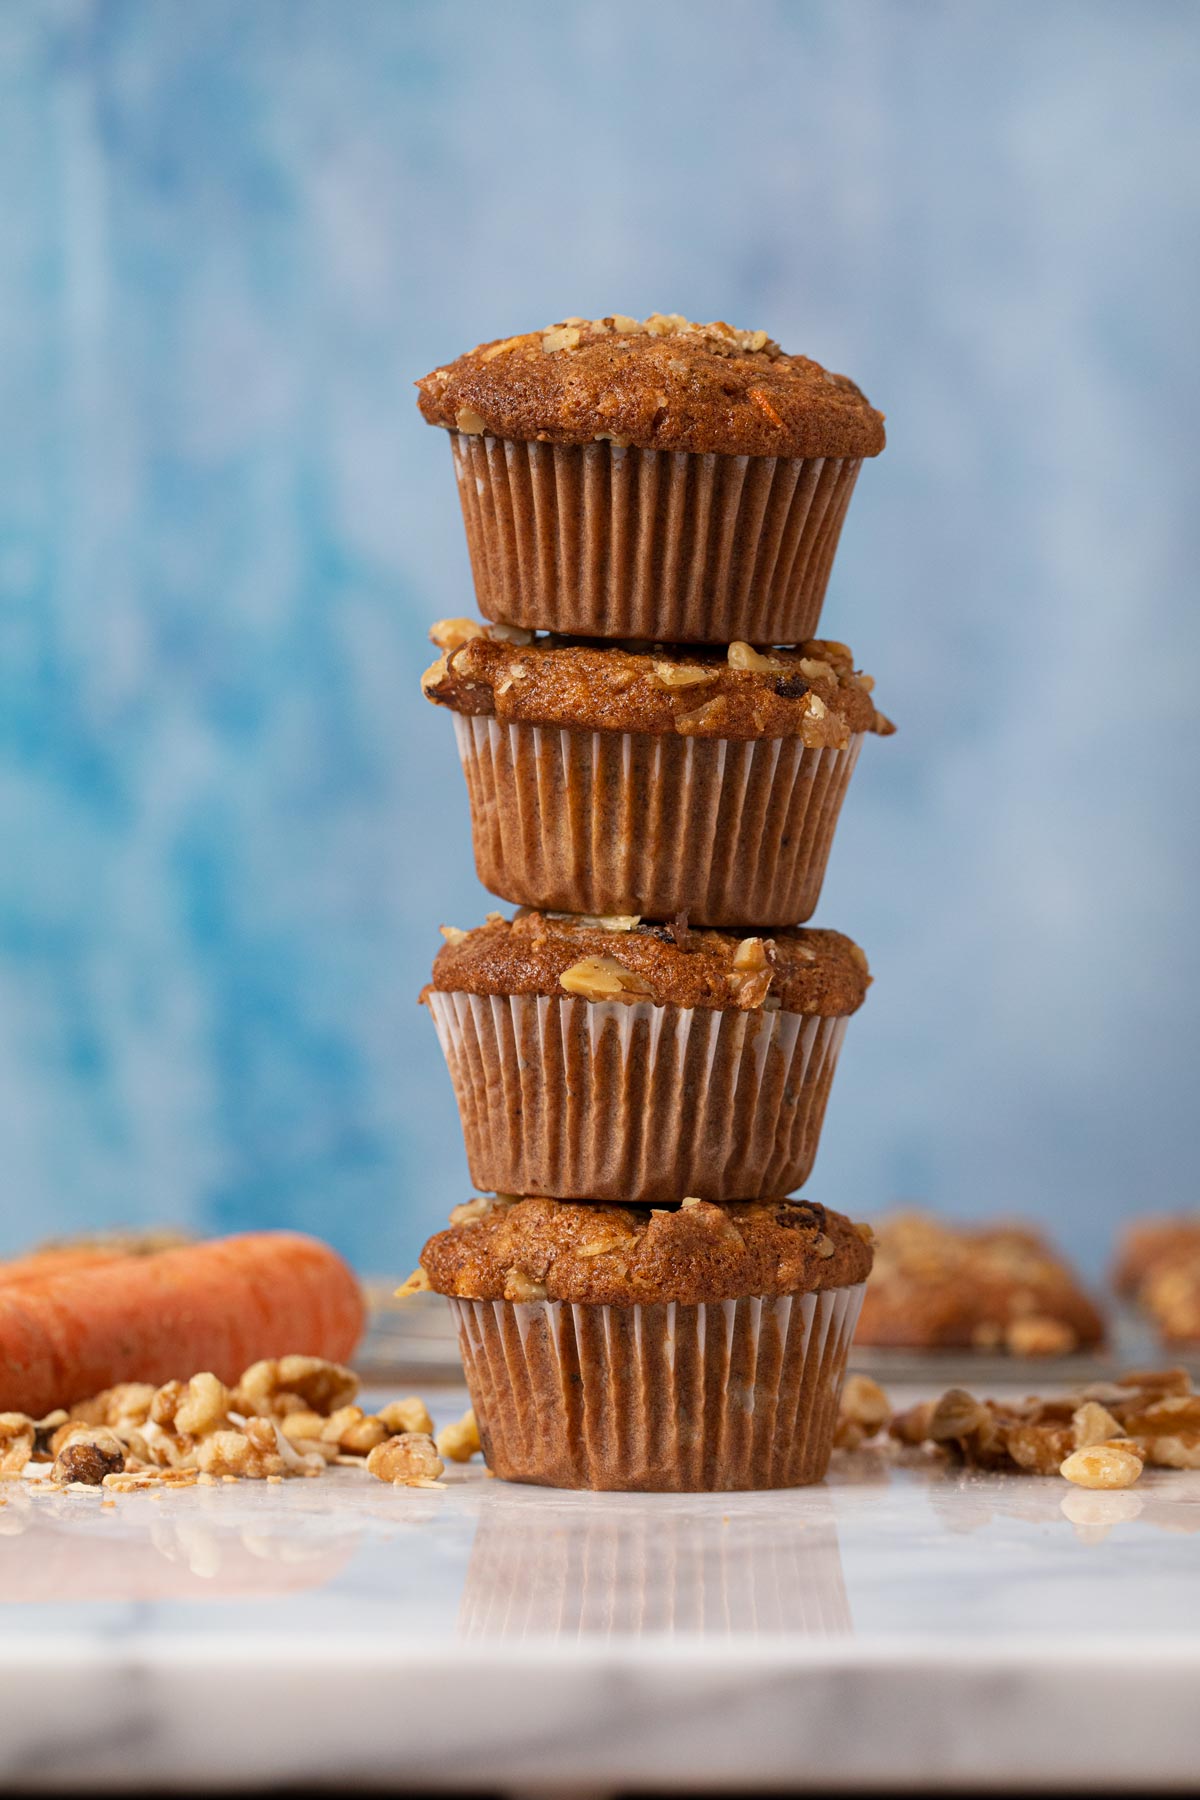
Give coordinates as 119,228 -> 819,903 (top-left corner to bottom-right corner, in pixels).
2,1385 -> 1199,1792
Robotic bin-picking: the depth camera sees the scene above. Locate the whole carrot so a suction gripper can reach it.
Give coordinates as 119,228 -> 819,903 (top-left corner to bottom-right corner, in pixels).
0,1232 -> 365,1417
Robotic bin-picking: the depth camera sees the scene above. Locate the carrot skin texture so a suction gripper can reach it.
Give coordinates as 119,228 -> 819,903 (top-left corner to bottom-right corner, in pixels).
0,1232 -> 366,1416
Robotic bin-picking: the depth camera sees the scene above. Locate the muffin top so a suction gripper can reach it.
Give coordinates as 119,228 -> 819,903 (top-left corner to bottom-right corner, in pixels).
856,1212 -> 1106,1355
422,620 -> 893,746
421,1195 -> 874,1306
423,909 -> 871,1017
416,313 -> 885,459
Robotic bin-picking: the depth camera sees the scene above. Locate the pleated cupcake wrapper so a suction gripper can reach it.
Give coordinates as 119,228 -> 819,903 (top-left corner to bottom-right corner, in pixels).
447,1282 -> 865,1491
450,433 -> 862,644
426,990 -> 849,1203
453,713 -> 863,926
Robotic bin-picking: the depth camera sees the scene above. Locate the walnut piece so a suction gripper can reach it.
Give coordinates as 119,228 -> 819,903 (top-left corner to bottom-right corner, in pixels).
651,660 -> 717,690
53,1428 -> 127,1485
1060,1444 -> 1144,1490
429,617 -> 486,653
1005,1315 -> 1078,1357
727,640 -> 786,672
366,1433 -> 445,1487
0,1414 -> 35,1476
504,1268 -> 549,1302
236,1356 -> 358,1419
834,1375 -> 891,1449
559,955 -> 653,1002
437,1409 -> 482,1463
321,1406 -> 389,1456
377,1397 -> 435,1438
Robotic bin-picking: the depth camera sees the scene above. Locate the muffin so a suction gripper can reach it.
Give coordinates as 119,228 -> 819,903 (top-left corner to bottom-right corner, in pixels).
855,1212 -> 1105,1356
423,621 -> 893,926
416,313 -> 885,645
1113,1216 -> 1200,1344
420,1194 -> 874,1490
421,910 -> 870,1204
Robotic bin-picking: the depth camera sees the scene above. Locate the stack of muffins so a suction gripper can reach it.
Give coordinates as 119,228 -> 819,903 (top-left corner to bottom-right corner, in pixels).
412,313 -> 889,1492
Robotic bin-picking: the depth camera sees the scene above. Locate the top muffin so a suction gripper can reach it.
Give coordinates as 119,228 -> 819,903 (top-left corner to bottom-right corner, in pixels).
417,313 -> 886,460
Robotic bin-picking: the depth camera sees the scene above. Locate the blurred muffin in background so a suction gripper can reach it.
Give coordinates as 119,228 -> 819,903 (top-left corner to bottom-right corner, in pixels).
856,1211 -> 1105,1356
1113,1215 -> 1200,1344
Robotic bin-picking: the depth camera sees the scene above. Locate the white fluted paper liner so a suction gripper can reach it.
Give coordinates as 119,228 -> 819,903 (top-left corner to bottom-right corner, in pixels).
448,1281 -> 866,1491
453,713 -> 863,926
451,433 -> 862,644
426,989 -> 849,1203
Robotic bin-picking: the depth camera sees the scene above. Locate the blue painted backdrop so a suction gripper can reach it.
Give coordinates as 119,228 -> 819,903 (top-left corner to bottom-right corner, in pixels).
1,0 -> 1197,1276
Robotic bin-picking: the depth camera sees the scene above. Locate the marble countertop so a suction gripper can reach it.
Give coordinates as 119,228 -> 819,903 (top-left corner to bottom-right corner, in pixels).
2,1384 -> 1199,1793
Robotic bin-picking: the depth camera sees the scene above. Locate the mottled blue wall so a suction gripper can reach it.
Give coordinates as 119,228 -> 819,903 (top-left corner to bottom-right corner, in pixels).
1,0 -> 1197,1275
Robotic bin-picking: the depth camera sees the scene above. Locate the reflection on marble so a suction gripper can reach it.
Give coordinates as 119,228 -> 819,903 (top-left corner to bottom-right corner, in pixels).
1,1390 -> 1200,1791
459,1485 -> 850,1640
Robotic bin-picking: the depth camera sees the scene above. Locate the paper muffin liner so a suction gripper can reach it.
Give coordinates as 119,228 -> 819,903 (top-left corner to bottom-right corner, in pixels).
425,990 -> 848,1203
450,433 -> 862,644
447,1281 -> 866,1491
453,713 -> 863,926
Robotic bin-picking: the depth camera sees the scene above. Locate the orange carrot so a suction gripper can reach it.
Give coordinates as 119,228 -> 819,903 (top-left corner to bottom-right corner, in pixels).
0,1232 -> 366,1417
0,1246 -> 135,1290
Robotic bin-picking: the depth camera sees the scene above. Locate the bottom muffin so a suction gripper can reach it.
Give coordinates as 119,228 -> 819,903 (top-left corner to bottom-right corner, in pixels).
419,1195 -> 873,1492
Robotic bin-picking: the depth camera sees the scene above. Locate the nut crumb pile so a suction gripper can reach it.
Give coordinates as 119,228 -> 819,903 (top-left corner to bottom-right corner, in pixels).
0,1360 -> 481,1496
886,1366 -> 1200,1490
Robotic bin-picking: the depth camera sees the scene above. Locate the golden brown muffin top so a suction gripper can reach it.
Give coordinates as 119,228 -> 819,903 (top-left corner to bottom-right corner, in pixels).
423,910 -> 871,1017
420,1195 -> 874,1306
1112,1216 -> 1200,1298
856,1212 -> 1106,1355
421,619 -> 893,746
416,313 -> 885,459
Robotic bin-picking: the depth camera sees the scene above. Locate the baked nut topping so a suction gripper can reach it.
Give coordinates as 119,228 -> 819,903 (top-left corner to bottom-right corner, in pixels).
422,626 -> 891,747
559,955 -> 654,1002
366,1433 -> 445,1487
425,910 -> 871,1019
421,1195 -> 873,1308
417,315 -> 885,459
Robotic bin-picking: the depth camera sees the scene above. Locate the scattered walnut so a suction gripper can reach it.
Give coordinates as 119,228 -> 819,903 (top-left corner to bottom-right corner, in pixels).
236,1356 -> 358,1419
174,1373 -> 231,1437
558,955 -> 652,1002
279,1410 -> 328,1444
377,1397 -> 435,1438
1072,1401 -> 1124,1449
834,1375 -> 892,1448
928,1388 -> 990,1442
0,1414 -> 35,1476
889,1400 -> 938,1446
437,1409 -> 482,1463
321,1406 -> 389,1456
366,1433 -> 445,1487
196,1420 -> 286,1481
1060,1444 -> 1144,1490
52,1429 -> 126,1486
1004,1423 -> 1075,1475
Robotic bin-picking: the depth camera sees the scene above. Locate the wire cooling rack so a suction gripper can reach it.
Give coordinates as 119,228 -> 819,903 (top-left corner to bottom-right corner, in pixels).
358,1284 -> 1200,1388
